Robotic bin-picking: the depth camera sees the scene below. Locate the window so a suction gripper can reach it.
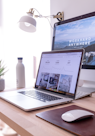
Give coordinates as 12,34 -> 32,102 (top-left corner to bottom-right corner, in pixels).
0,0 -> 51,88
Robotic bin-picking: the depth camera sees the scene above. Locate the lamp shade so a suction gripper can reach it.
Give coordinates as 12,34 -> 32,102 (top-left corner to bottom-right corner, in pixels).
18,15 -> 36,32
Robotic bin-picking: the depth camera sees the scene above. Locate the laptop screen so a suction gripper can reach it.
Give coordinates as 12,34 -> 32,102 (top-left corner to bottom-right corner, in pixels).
35,50 -> 84,98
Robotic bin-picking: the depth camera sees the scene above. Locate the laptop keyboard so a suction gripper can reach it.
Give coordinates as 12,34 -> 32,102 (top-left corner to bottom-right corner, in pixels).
19,90 -> 62,102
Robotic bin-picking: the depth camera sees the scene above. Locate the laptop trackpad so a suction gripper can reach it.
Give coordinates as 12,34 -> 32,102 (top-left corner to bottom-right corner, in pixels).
3,93 -> 44,110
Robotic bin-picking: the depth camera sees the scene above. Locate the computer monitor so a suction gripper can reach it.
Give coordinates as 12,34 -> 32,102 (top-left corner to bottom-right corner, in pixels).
52,11 -> 95,86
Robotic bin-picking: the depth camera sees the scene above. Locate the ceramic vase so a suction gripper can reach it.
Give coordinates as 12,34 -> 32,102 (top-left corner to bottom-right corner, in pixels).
0,78 -> 5,91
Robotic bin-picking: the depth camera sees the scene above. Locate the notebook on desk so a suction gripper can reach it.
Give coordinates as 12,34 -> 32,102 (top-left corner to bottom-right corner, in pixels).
0,49 -> 91,111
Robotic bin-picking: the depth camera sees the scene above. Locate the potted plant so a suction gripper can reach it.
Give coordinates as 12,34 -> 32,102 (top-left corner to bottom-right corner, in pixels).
0,60 -> 7,91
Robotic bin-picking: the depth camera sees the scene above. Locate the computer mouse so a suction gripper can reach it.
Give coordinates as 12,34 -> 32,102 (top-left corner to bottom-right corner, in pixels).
61,109 -> 94,122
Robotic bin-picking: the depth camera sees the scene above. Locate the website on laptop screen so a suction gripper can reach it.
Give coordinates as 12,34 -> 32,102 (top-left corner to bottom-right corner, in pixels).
35,52 -> 82,96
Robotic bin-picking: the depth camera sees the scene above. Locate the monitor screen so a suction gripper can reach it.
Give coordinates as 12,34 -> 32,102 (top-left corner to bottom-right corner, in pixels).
52,11 -> 95,69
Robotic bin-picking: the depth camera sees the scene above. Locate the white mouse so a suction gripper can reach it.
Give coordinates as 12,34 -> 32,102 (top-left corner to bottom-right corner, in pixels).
61,109 -> 94,122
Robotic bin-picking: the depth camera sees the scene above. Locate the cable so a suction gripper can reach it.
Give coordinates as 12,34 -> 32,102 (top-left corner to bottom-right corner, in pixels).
32,8 -> 54,29
45,17 -> 53,29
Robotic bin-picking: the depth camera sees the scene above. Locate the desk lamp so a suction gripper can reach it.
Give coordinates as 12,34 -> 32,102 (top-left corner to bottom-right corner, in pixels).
18,8 -> 64,33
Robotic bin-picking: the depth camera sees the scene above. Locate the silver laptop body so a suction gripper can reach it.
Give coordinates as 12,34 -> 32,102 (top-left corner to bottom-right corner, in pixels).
0,49 -> 86,111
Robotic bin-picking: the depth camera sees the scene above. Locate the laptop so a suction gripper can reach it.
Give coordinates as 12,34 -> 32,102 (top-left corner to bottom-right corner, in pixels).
0,49 -> 89,111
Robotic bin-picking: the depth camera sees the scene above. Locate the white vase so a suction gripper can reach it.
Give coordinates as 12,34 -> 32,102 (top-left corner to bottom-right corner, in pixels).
0,78 -> 5,91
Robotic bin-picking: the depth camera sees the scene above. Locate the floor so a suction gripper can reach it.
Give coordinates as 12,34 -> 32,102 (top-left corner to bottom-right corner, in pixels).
0,120 -> 19,136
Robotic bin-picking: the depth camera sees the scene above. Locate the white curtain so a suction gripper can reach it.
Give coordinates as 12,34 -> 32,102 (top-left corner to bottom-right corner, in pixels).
0,0 -> 51,89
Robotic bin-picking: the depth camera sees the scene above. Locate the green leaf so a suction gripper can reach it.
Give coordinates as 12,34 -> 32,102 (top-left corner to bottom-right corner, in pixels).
0,60 -> 8,77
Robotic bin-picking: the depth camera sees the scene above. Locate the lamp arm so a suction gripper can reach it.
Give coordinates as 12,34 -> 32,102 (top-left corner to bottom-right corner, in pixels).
27,8 -> 64,21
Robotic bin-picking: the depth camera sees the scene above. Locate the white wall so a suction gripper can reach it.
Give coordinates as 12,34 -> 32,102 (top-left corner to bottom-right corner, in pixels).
0,0 -> 51,89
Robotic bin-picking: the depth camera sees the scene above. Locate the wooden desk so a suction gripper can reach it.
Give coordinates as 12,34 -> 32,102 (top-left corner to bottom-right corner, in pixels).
0,91 -> 95,136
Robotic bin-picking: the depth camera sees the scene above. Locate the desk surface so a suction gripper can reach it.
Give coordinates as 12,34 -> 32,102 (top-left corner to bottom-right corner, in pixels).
0,89 -> 95,136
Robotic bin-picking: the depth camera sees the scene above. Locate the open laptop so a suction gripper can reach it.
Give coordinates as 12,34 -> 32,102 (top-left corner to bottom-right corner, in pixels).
0,49 -> 89,111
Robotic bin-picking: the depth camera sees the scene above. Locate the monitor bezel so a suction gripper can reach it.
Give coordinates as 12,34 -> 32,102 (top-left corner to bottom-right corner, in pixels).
52,11 -> 95,69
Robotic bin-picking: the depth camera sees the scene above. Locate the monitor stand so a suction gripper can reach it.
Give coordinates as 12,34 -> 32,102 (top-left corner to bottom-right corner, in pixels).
78,79 -> 95,93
